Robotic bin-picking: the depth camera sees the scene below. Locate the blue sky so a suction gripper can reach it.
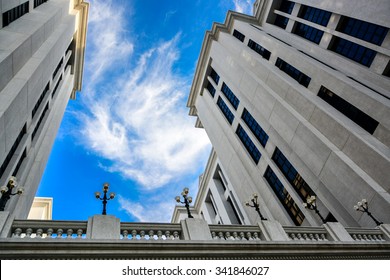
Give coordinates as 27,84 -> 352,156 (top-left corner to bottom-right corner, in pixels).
36,0 -> 255,222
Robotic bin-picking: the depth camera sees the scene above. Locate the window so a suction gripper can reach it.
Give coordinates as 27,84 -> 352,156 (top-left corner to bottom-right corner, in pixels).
52,58 -> 64,79
236,125 -> 261,164
318,86 -> 379,134
217,97 -> 234,125
275,58 -> 311,87
337,16 -> 388,46
34,0 -> 48,8
264,166 -> 305,226
52,74 -> 63,98
2,2 -> 29,27
248,39 -> 271,60
274,15 -> 289,29
0,124 -> 26,179
279,0 -> 295,14
329,37 -> 376,67
206,81 -> 216,97
233,29 -> 245,42
12,149 -> 26,176
293,23 -> 324,44
32,82 -> 50,119
241,108 -> 269,147
298,5 -> 331,27
221,82 -> 240,110
32,102 -> 49,141
272,147 -> 314,202
209,67 -> 220,85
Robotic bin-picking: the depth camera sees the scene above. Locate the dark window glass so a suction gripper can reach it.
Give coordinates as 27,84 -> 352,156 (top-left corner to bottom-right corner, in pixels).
52,74 -> 63,98
272,147 -> 314,202
0,124 -> 26,179
2,2 -> 29,27
274,15 -> 289,29
221,82 -> 240,110
32,82 -> 50,119
34,0 -> 48,8
241,108 -> 269,147
52,58 -> 64,79
12,149 -> 26,177
275,58 -> 311,87
248,39 -> 271,60
298,5 -> 331,27
233,29 -> 245,42
329,36 -> 376,67
318,86 -> 379,134
264,166 -> 305,226
236,125 -> 261,164
32,102 -> 49,141
209,67 -> 220,85
293,22 -> 324,44
279,0 -> 295,14
217,96 -> 234,125
337,16 -> 388,46
206,81 -> 216,97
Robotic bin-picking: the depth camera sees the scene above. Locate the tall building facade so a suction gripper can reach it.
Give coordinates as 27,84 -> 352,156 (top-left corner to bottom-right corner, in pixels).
0,0 -> 88,218
173,0 -> 390,228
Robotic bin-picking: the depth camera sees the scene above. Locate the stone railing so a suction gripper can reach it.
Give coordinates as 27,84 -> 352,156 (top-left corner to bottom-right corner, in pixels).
209,224 -> 262,240
347,227 -> 387,242
284,226 -> 329,241
120,222 -> 182,240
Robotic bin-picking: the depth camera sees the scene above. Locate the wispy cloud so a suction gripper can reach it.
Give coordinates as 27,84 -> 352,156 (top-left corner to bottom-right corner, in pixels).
80,1 -> 210,193
232,0 -> 254,14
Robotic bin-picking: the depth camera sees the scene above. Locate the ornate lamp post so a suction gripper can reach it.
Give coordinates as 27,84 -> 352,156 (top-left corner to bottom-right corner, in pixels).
354,199 -> 383,226
245,193 -> 267,220
175,187 -> 193,218
95,183 -> 115,215
303,195 -> 327,223
0,176 -> 24,211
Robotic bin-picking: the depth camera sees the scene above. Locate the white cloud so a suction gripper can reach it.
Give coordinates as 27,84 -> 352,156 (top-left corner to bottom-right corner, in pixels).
80,3 -> 210,191
232,0 -> 254,14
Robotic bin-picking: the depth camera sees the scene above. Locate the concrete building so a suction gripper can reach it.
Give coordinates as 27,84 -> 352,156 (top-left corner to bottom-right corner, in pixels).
173,0 -> 390,228
0,0 -> 88,218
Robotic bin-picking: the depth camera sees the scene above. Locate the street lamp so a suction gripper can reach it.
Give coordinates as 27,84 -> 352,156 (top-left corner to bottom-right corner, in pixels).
95,182 -> 115,215
354,199 -> 383,226
0,176 -> 24,211
303,195 -> 326,223
245,193 -> 267,220
175,187 -> 193,218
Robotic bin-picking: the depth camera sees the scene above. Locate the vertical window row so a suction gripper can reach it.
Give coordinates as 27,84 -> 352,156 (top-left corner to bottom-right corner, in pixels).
221,82 -> 240,110
32,103 -> 49,141
34,0 -> 48,8
206,81 -> 216,97
318,86 -> 379,134
275,58 -> 311,87
273,0 -> 295,30
52,74 -> 63,98
298,5 -> 331,27
241,109 -> 269,147
32,83 -> 50,119
236,125 -> 261,164
233,29 -> 245,42
217,96 -> 235,125
264,166 -> 305,226
52,58 -> 64,79
247,39 -> 271,60
2,2 -> 29,27
209,67 -> 220,85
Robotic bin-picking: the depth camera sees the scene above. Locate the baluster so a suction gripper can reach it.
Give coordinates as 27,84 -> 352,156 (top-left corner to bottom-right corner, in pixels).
302,233 -> 308,240
225,232 -> 234,240
77,229 -> 83,239
314,234 -> 320,241
25,228 -> 33,238
297,233 -> 304,240
357,234 -> 362,241
165,231 -> 171,240
57,228 -> 63,238
131,230 -> 137,240
13,228 -> 22,238
211,232 -> 217,239
218,232 -> 224,240
148,230 -> 155,240
308,233 -> 315,241
140,230 -> 145,240
122,230 -> 129,240
253,232 -> 260,240
36,229 -> 43,238
157,230 -> 163,240
246,232 -> 253,240
239,232 -> 246,240
47,228 -> 53,238
173,231 -> 180,240
232,232 -> 239,240
67,229 -> 73,238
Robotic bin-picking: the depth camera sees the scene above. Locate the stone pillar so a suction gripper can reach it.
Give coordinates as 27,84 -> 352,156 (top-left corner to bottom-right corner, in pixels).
86,215 -> 120,239
180,218 -> 212,240
257,220 -> 289,241
0,211 -> 13,238
379,224 -> 390,240
323,222 -> 354,241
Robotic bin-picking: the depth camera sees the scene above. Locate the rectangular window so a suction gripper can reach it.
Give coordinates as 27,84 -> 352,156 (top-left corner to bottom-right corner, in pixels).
279,0 -> 295,14
329,37 -> 376,67
52,58 -> 64,79
221,82 -> 240,110
0,124 -> 26,179
52,74 -> 63,98
34,0 -> 48,8
241,108 -> 269,147
275,58 -> 311,87
233,29 -> 245,42
298,5 -> 331,27
209,67 -> 220,85
206,81 -> 216,97
272,147 -> 314,202
318,86 -> 379,134
274,15 -> 289,29
217,96 -> 234,125
293,22 -> 324,44
236,124 -> 261,164
248,39 -> 271,60
2,2 -> 29,27
337,16 -> 388,46
32,102 -> 49,141
32,82 -> 50,119
12,149 -> 27,177
264,166 -> 305,226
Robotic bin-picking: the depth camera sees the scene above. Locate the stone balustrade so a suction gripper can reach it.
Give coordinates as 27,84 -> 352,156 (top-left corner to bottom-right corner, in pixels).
209,225 -> 262,240
120,222 -> 182,240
